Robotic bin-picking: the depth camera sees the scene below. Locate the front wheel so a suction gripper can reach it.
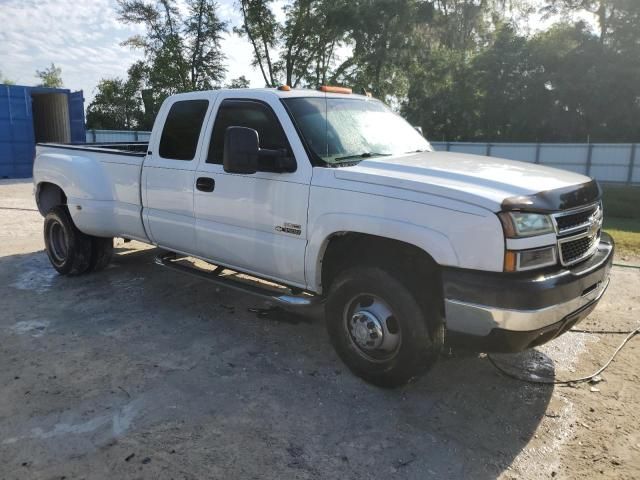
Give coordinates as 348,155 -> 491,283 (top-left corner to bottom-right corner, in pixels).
325,266 -> 443,388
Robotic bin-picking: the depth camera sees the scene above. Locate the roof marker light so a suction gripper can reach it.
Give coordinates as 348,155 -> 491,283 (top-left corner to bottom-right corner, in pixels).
319,86 -> 352,94
278,85 -> 291,91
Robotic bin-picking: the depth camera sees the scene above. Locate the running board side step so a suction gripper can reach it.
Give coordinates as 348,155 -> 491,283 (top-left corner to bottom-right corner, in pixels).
154,251 -> 324,308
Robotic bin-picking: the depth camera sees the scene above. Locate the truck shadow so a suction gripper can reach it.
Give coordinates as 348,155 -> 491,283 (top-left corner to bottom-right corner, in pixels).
0,246 -> 556,479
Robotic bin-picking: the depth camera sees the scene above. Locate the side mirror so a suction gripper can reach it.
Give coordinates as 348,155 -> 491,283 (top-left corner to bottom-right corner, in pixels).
223,126 -> 259,174
223,126 -> 296,174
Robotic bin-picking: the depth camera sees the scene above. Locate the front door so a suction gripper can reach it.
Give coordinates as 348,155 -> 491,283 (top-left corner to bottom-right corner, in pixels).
143,96 -> 212,253
193,94 -> 312,288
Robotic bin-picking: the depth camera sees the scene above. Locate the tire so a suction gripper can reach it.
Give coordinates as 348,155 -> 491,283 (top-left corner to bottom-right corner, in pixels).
326,266 -> 443,388
89,236 -> 113,272
43,206 -> 92,276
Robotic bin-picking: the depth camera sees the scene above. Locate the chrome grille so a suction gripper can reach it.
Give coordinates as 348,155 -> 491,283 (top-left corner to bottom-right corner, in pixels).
553,203 -> 602,266
555,204 -> 599,233
560,235 -> 599,263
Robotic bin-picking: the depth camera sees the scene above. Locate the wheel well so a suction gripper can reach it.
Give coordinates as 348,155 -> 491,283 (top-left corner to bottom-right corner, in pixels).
36,182 -> 66,215
320,233 -> 443,314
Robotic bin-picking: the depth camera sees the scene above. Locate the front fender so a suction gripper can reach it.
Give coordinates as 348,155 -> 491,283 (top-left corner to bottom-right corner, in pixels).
305,213 -> 459,293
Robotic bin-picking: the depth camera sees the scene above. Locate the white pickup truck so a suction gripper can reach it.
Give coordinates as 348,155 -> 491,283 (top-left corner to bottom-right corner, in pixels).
33,87 -> 613,387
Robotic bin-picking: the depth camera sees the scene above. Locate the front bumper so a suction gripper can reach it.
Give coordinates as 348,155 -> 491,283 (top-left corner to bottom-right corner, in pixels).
442,232 -> 614,352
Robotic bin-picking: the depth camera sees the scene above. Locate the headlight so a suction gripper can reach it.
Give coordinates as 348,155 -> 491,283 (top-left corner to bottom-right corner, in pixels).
504,246 -> 557,272
499,212 -> 555,238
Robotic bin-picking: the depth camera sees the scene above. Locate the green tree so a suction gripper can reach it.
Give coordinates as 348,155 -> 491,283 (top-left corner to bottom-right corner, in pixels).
402,48 -> 480,141
527,21 -> 640,141
330,0 -> 434,101
225,75 -> 251,88
118,0 -> 228,93
236,0 -> 280,86
404,18 -> 640,143
472,24 -> 535,141
236,0 -> 345,88
35,63 -> 63,88
86,63 -> 147,130
0,70 -> 15,85
542,0 -> 614,42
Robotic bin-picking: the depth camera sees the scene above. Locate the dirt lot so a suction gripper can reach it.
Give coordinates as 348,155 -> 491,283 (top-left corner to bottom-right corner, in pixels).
0,179 -> 638,480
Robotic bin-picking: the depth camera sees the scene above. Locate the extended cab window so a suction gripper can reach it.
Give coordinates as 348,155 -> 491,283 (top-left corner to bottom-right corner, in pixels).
159,100 -> 209,160
207,100 -> 290,164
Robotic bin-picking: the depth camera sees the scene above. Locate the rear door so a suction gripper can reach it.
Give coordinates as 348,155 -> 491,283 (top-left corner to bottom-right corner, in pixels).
68,90 -> 85,143
193,92 -> 312,288
142,94 -> 213,253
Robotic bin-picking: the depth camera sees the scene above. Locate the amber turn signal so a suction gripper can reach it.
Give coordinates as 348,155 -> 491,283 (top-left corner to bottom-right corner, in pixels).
504,250 -> 517,272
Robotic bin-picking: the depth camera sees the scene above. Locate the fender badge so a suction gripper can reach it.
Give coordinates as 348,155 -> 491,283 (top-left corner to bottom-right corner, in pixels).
275,222 -> 302,235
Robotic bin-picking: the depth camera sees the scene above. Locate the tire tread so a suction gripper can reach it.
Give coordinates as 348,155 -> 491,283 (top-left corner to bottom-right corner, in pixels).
326,266 -> 443,388
44,206 -> 92,276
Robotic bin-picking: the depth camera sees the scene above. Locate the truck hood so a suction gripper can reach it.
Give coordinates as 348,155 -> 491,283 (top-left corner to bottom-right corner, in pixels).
333,151 -> 595,212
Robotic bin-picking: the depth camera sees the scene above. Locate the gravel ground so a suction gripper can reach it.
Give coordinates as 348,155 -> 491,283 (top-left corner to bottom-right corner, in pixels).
0,179 -> 638,480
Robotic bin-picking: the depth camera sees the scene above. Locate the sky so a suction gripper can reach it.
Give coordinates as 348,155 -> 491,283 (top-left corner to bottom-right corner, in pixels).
0,0 -> 272,103
0,0 -> 596,106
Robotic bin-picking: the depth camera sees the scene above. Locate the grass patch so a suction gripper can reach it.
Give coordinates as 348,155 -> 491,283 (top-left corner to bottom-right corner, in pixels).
604,217 -> 640,257
601,185 -> 640,256
601,185 -> 640,219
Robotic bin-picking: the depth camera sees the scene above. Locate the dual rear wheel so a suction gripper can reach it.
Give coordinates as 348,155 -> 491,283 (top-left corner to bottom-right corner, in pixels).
43,206 -> 113,276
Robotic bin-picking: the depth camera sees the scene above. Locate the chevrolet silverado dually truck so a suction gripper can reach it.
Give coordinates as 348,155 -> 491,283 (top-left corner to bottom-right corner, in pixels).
33,86 -> 613,387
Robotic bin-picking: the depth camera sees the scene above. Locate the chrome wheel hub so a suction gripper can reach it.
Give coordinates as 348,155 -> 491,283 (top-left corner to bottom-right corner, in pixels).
350,311 -> 384,350
48,221 -> 68,264
344,294 -> 401,362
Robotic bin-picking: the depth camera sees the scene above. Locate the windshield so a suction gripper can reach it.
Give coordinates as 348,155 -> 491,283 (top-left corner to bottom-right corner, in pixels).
282,97 -> 432,165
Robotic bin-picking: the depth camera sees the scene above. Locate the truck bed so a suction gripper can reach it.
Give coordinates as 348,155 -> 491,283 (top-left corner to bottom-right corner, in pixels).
34,141 -> 149,242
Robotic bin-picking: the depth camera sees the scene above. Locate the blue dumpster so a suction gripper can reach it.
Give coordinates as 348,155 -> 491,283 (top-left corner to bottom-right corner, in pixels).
0,84 -> 85,178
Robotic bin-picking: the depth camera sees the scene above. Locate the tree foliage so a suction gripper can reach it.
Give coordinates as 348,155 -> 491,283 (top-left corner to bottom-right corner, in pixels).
35,63 -> 63,88
89,0 -> 640,142
402,1 -> 640,141
88,0 -> 227,129
236,0 -> 345,87
225,75 -> 251,88
329,0 -> 434,99
86,63 -> 147,129
117,0 -> 228,92
0,70 -> 15,85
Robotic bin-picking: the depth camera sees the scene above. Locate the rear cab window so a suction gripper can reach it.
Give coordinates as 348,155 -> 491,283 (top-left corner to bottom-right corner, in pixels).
159,100 -> 209,160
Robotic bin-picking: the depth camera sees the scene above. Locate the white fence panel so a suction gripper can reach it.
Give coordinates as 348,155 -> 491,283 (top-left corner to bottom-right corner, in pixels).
432,141 -> 638,185
558,164 -> 589,175
591,144 -> 631,165
86,129 -> 151,143
490,144 -> 537,163
539,144 -> 588,165
448,143 -> 487,155
590,165 -> 629,182
590,144 -> 633,182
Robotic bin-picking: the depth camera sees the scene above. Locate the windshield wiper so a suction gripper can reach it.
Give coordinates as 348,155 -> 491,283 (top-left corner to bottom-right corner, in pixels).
333,152 -> 391,162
